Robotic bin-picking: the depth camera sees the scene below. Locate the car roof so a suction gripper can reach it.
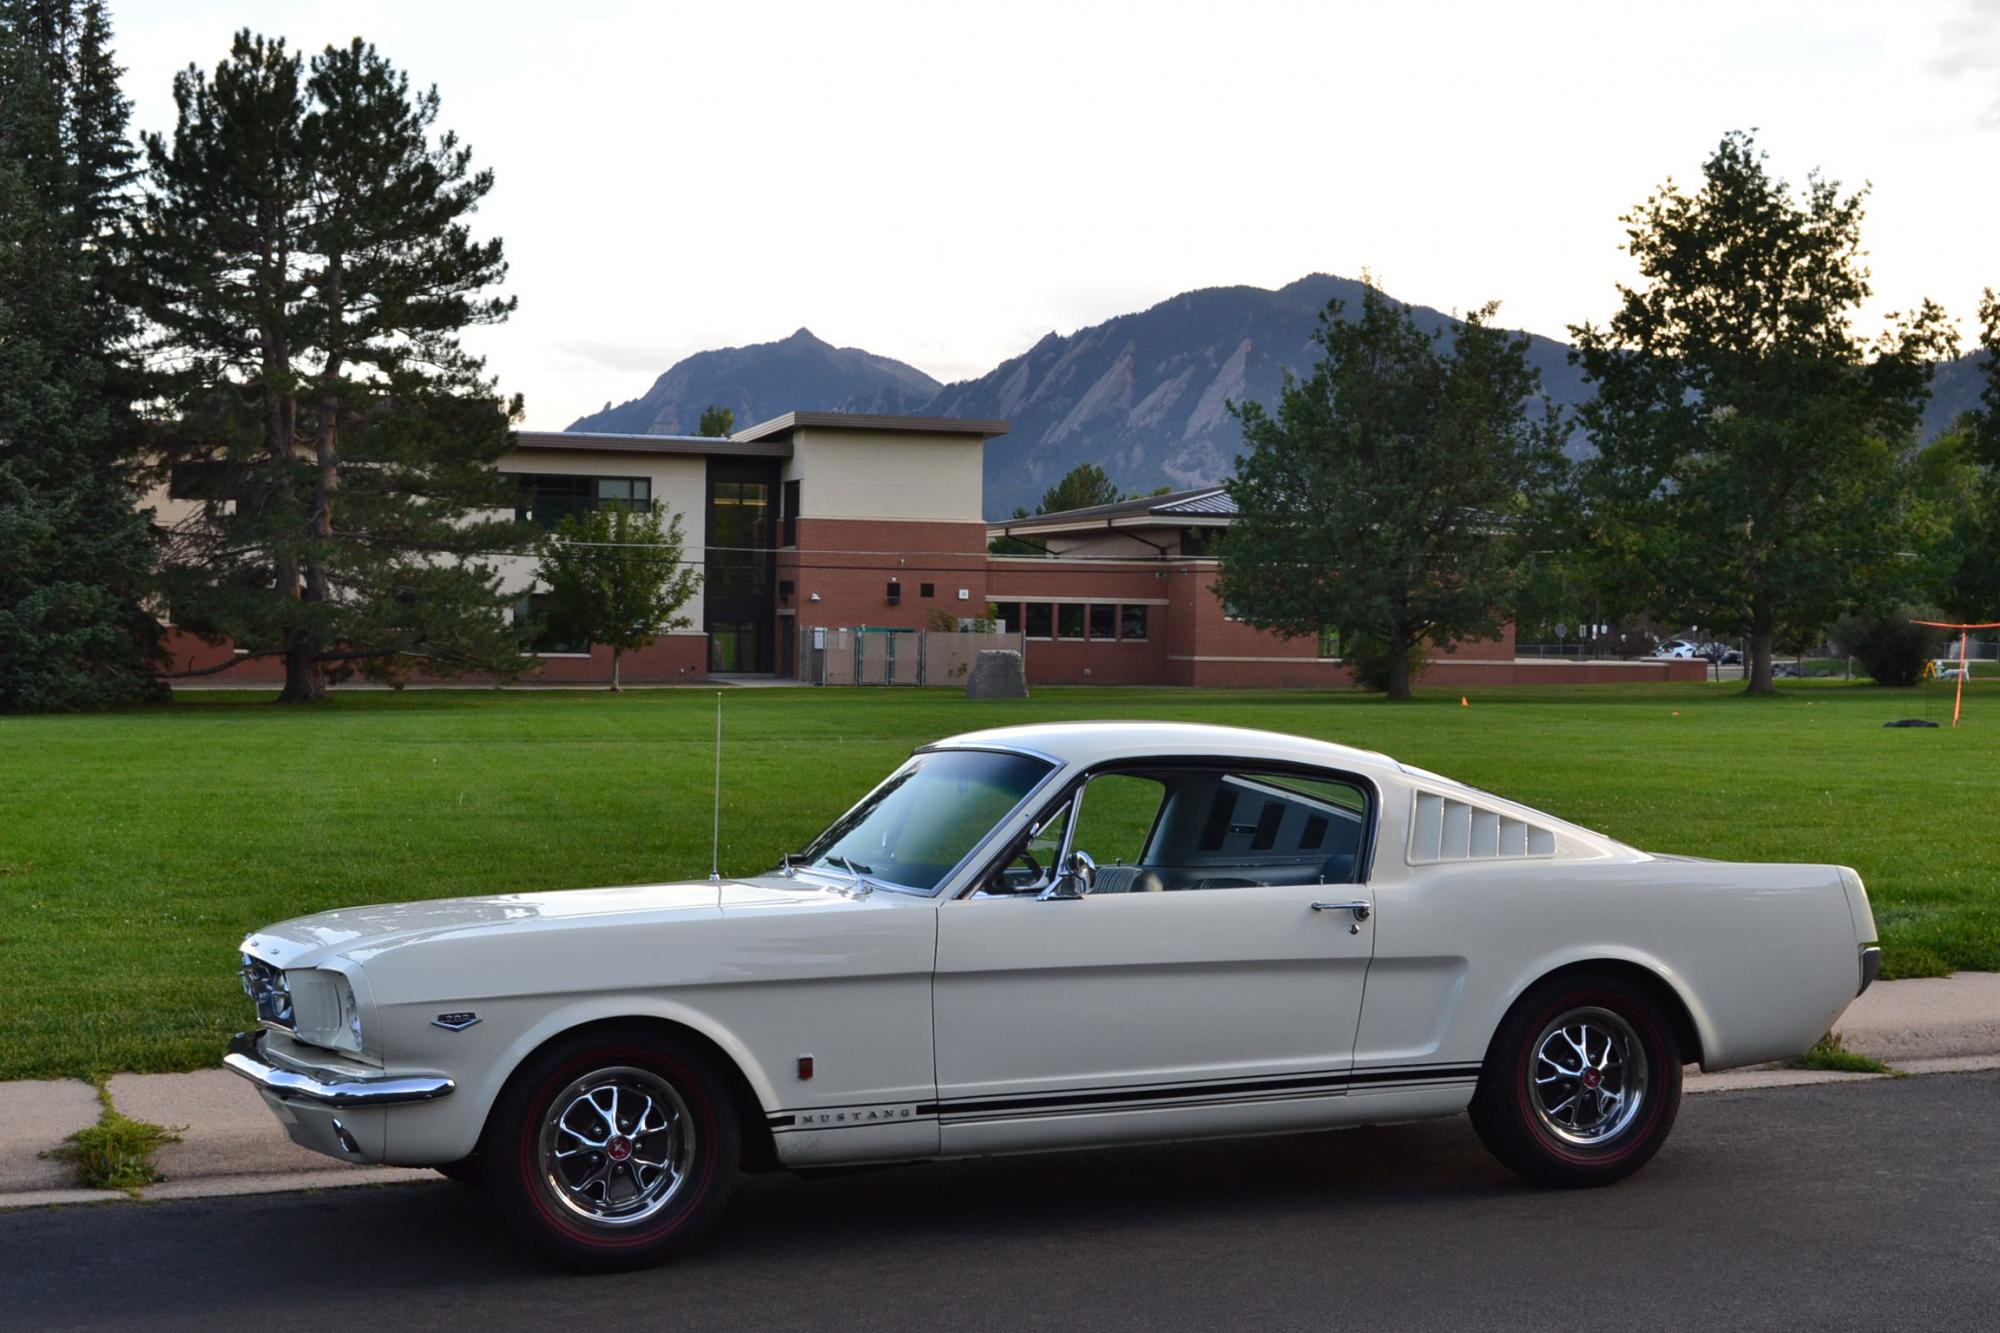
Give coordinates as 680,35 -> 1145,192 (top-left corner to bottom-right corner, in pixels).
927,721 -> 1407,778
928,720 -> 1629,857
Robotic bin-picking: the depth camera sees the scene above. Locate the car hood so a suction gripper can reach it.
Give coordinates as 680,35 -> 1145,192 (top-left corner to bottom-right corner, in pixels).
242,877 -> 842,970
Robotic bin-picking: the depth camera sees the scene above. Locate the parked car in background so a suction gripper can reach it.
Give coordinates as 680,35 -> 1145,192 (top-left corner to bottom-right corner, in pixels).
227,722 -> 1882,1270
1654,639 -> 1701,659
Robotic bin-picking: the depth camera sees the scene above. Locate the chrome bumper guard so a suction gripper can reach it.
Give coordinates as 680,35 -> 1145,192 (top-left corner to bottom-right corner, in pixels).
1858,946 -> 1882,997
225,1031 -> 455,1108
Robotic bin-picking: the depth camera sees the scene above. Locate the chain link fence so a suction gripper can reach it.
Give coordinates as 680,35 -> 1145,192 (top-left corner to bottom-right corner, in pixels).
800,627 -> 1027,686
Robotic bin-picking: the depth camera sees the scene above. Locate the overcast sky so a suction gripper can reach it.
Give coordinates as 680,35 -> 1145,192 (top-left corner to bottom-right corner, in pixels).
112,0 -> 2000,430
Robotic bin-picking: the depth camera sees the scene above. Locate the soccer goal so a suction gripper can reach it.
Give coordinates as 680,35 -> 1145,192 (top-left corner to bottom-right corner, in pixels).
1913,620 -> 2000,727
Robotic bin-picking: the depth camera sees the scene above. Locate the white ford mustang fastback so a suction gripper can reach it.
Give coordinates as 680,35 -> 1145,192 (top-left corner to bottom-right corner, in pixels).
229,722 -> 1880,1269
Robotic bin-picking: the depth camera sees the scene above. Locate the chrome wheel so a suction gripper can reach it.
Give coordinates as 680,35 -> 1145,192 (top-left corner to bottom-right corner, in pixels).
1528,1006 -> 1650,1147
536,1065 -> 695,1227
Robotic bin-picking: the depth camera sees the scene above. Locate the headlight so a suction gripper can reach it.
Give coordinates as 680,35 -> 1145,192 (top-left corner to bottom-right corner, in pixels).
241,954 -> 293,1027
287,969 -> 366,1054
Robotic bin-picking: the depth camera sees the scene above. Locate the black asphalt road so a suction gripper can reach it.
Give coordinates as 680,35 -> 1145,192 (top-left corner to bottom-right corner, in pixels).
4,1073 -> 1997,1332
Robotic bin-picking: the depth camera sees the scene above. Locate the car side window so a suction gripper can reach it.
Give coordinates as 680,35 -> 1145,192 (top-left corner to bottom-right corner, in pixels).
1072,774 -> 1168,866
1112,767 -> 1369,891
986,799 -> 1073,894
1172,771 -> 1367,887
980,766 -> 1370,898
1068,774 -> 1168,894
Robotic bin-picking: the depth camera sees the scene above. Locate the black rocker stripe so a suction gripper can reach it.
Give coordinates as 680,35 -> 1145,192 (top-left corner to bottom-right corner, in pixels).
766,1063 -> 1481,1127
921,1065 -> 1481,1119
932,1076 -> 1477,1125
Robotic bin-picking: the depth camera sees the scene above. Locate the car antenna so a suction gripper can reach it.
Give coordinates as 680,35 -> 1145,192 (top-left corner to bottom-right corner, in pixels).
709,690 -> 724,884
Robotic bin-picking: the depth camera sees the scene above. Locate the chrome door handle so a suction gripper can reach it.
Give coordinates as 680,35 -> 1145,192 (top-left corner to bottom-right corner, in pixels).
1311,900 -> 1371,922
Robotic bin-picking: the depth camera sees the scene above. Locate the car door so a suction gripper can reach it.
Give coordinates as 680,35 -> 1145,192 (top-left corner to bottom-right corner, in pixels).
931,764 -> 1379,1155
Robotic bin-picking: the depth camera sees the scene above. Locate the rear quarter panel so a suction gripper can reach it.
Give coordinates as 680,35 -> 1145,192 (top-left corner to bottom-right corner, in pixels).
1359,858 -> 1864,1073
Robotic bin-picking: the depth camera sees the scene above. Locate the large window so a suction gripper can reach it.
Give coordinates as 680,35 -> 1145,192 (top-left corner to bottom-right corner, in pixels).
515,474 -> 651,529
1058,604 -> 1085,640
705,458 -> 779,673
167,460 -> 236,501
707,479 -> 772,600
513,593 -> 587,655
1025,603 -> 1053,639
1088,603 -> 1116,640
1180,526 -> 1219,557
1120,605 -> 1149,641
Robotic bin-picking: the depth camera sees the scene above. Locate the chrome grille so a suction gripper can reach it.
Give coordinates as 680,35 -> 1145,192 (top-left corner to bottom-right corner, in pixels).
240,954 -> 294,1028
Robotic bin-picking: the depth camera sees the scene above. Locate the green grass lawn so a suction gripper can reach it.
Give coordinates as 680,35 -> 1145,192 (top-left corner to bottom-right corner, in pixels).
2,680 -> 1996,1080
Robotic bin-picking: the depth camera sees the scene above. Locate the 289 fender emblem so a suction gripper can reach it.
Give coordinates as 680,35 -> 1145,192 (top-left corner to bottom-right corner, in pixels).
432,1012 -> 481,1031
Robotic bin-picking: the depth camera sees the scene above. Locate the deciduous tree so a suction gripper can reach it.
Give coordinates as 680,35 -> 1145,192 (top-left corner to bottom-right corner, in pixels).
532,504 -> 700,690
697,404 -> 733,438
1571,132 -> 1957,694
1936,291 -> 2000,622
1217,286 -> 1567,699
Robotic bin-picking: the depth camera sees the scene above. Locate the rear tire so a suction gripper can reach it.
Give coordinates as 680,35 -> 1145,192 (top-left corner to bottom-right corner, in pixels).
1469,971 -> 1682,1187
483,1025 -> 740,1270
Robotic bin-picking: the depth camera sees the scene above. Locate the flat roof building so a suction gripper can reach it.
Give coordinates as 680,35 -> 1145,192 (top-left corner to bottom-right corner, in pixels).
155,410 -> 1705,689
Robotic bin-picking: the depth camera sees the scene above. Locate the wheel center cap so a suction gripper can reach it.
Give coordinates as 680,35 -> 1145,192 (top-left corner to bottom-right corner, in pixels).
606,1135 -> 632,1162
1582,1069 -> 1602,1090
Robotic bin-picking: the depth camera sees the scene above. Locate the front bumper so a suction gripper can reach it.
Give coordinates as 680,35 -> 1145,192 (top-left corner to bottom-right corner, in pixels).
224,1030 -> 456,1108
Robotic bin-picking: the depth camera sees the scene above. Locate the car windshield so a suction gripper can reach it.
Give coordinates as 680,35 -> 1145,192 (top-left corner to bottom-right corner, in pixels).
796,749 -> 1054,894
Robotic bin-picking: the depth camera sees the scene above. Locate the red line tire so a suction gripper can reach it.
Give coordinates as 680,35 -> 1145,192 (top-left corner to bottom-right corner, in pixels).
484,1025 -> 741,1271
1469,971 -> 1683,1188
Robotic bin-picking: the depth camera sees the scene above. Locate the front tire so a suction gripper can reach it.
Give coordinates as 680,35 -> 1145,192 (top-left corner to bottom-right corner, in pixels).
433,1154 -> 482,1186
484,1025 -> 740,1270
1469,971 -> 1682,1187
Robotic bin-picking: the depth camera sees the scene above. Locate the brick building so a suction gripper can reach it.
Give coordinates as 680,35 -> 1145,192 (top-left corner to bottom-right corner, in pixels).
985,488 -> 1704,689
155,409 -> 1703,688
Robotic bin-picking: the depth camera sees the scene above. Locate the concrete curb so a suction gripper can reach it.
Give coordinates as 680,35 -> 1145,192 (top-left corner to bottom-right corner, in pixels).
3,970 -> 1996,1211
1826,972 -> 2000,1063
1685,1053 -> 2000,1095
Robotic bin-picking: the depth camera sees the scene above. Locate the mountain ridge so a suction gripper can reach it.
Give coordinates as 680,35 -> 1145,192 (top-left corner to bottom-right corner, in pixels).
567,327 -> 941,436
568,275 -> 1990,518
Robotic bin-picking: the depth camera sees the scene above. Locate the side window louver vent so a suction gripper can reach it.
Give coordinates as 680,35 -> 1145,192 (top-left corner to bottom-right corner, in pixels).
1408,791 -> 1557,864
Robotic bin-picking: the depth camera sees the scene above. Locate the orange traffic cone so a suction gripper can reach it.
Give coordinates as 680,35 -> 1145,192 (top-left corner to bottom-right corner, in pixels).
1460,696 -> 1469,707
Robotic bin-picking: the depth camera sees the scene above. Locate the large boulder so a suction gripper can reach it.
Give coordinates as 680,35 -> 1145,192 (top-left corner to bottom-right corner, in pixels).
965,649 -> 1029,700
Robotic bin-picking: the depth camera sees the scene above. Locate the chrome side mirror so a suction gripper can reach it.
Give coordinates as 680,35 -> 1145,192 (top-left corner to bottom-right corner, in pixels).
1039,849 -> 1096,900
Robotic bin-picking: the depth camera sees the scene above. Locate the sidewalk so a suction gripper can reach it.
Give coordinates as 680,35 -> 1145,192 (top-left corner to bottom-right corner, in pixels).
5,972 -> 1998,1210
1684,970 -> 2000,1092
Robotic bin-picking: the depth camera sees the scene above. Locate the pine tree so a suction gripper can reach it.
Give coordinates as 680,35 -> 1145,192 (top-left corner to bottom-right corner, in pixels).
1037,462 -> 1120,515
135,33 -> 528,701
0,0 -> 164,712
